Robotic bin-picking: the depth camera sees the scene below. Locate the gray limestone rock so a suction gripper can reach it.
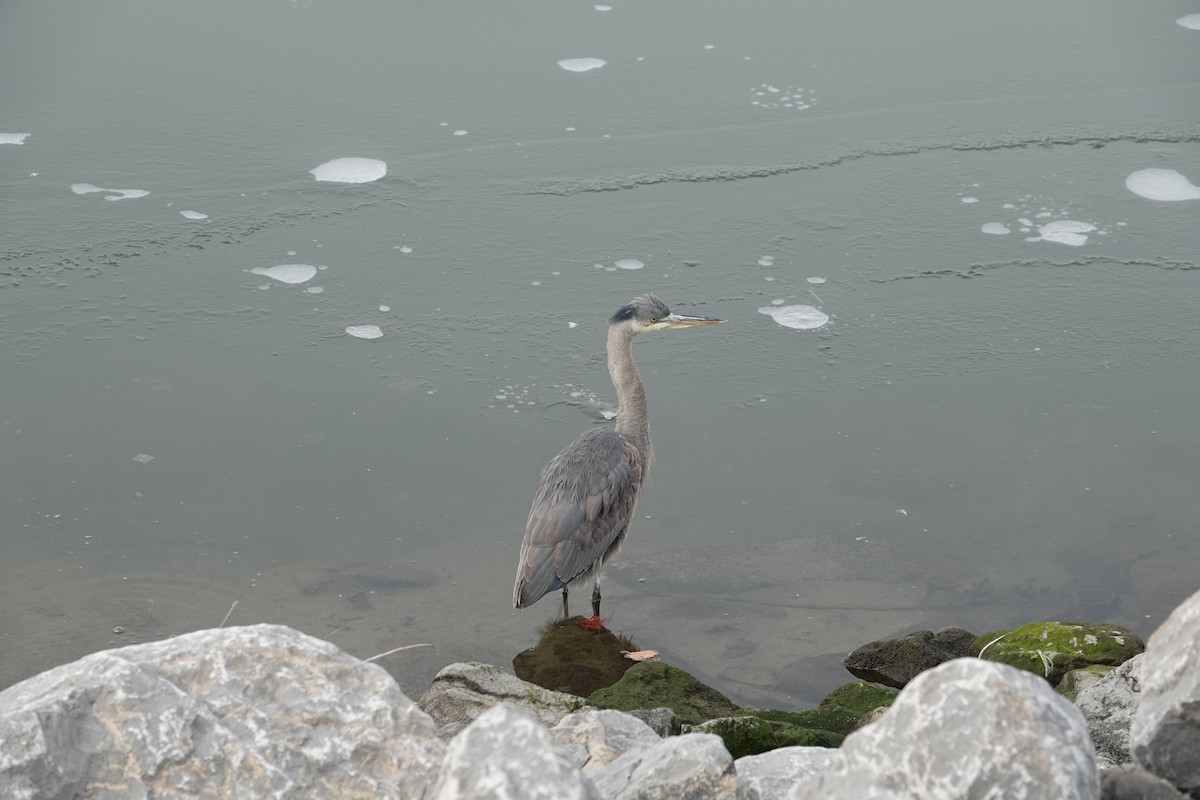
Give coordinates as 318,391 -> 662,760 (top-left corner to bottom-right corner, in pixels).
432,702 -> 599,800
591,731 -> 738,800
789,658 -> 1100,800
550,708 -> 663,773
418,660 -> 582,740
736,746 -> 838,800
1076,654 -> 1142,768
0,624 -> 444,800
1132,588 -> 1200,794
628,706 -> 680,737
1100,763 -> 1186,800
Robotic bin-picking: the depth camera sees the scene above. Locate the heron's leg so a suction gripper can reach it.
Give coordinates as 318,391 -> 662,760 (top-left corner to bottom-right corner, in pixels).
561,586 -> 570,620
591,581 -> 602,618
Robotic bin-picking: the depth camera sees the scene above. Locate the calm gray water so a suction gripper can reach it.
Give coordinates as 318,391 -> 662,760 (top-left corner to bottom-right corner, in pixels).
2,1 -> 1198,707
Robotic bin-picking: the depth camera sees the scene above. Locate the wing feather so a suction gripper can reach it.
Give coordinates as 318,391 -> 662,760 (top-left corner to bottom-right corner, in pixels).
513,429 -> 643,609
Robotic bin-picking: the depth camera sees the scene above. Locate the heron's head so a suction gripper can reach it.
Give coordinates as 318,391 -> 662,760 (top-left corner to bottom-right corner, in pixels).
609,293 -> 723,333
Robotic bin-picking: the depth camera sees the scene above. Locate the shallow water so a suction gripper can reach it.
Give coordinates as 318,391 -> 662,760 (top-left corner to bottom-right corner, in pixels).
2,0 -> 1198,707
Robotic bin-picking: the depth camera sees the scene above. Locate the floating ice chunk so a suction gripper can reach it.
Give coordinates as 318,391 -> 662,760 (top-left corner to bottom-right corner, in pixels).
1177,14 -> 1200,29
0,133 -> 31,145
72,183 -> 149,200
614,258 -> 644,270
1125,168 -> 1200,201
346,325 -> 383,340
309,157 -> 387,184
132,453 -> 155,463
180,210 -> 208,220
250,264 -> 318,284
806,276 -> 827,284
758,304 -> 829,330
981,222 -> 1011,235
558,58 -> 606,72
1026,220 -> 1095,246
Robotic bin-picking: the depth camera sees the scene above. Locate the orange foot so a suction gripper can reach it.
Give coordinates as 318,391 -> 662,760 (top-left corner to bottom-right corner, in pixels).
577,615 -> 608,632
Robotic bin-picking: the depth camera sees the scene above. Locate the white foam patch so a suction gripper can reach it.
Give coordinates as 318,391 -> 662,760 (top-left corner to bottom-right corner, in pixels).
806,276 -> 826,284
594,4 -> 612,9
305,286 -> 324,294
71,183 -> 149,201
1026,220 -> 1095,247
961,196 -> 979,204
309,157 -> 387,184
250,264 -> 318,284
614,259 -> 644,270
558,58 -> 606,72
1125,168 -> 1200,201
180,210 -> 208,220
758,304 -> 829,330
1,133 -> 31,145
981,222 -> 1010,235
346,325 -> 383,340
749,83 -> 815,110
1177,14 -> 1200,29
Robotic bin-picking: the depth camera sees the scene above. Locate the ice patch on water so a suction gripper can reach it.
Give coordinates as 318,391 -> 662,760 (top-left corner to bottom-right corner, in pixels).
71,183 -> 149,201
1,133 -> 31,145
749,83 -> 815,110
180,210 -> 208,220
614,259 -> 644,270
250,264 -> 318,284
1177,14 -> 1200,29
981,222 -> 1010,235
309,157 -> 387,184
758,304 -> 829,330
559,58 -> 606,72
1125,168 -> 1200,201
1025,220 -> 1096,247
345,325 -> 383,340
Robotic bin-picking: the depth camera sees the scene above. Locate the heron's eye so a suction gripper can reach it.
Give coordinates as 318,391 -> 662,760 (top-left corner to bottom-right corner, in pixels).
649,317 -> 659,324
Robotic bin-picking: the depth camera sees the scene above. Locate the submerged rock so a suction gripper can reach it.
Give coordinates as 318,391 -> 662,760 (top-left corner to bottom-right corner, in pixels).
972,621 -> 1144,685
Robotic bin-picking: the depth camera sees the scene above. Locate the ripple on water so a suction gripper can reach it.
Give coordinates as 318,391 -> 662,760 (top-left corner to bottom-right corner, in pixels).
309,157 -> 387,184
1125,168 -> 1200,201
758,304 -> 830,330
558,58 -> 606,72
250,264 -> 318,284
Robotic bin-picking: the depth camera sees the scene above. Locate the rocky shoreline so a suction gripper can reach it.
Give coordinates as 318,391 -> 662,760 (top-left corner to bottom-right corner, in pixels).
1,588 -> 1198,798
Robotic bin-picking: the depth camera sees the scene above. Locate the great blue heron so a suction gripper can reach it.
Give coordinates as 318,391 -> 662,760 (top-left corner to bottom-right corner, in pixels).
512,294 -> 723,620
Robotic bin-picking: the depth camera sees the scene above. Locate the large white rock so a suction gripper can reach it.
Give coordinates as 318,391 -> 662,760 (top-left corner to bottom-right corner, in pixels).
550,708 -> 663,773
736,746 -> 838,800
789,658 -> 1100,800
1132,588 -> 1200,793
590,732 -> 737,799
0,624 -> 444,799
432,703 -> 598,800
418,661 -> 582,740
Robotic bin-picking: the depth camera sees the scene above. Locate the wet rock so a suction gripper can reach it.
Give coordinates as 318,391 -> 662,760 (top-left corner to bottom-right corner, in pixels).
789,658 -> 1100,800
431,703 -> 598,800
1076,654 -> 1142,768
972,621 -> 1144,685
587,661 -> 739,725
0,624 -> 444,799
1100,763 -> 1186,800
418,661 -> 582,740
842,627 -> 977,688
549,708 -> 662,773
735,747 -> 838,800
513,618 -> 636,697
1132,587 -> 1200,794
1057,664 -> 1116,702
590,731 -> 737,799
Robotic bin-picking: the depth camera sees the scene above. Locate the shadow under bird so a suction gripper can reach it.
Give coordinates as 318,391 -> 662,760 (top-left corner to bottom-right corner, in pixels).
512,294 -> 723,621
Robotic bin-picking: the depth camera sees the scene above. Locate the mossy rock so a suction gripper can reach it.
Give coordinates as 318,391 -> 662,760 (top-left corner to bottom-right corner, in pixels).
586,662 -> 739,725
683,716 -> 843,759
1054,665 -> 1115,702
743,681 -> 897,736
971,622 -> 1143,685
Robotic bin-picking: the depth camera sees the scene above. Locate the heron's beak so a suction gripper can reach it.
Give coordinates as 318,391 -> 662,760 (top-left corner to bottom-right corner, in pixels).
664,312 -> 724,327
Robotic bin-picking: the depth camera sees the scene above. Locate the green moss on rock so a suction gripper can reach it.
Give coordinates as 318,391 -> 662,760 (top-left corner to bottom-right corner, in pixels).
971,622 -> 1143,685
684,716 -> 843,759
585,662 -> 739,725
744,681 -> 896,736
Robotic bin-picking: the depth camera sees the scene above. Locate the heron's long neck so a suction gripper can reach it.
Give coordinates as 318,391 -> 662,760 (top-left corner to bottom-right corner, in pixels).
608,325 -> 653,468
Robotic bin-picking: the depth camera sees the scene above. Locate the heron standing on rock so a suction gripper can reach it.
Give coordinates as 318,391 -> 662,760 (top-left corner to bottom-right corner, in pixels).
512,294 -> 723,621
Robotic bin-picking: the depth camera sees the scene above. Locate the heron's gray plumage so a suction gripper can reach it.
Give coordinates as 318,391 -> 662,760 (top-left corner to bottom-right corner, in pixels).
513,294 -> 722,617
